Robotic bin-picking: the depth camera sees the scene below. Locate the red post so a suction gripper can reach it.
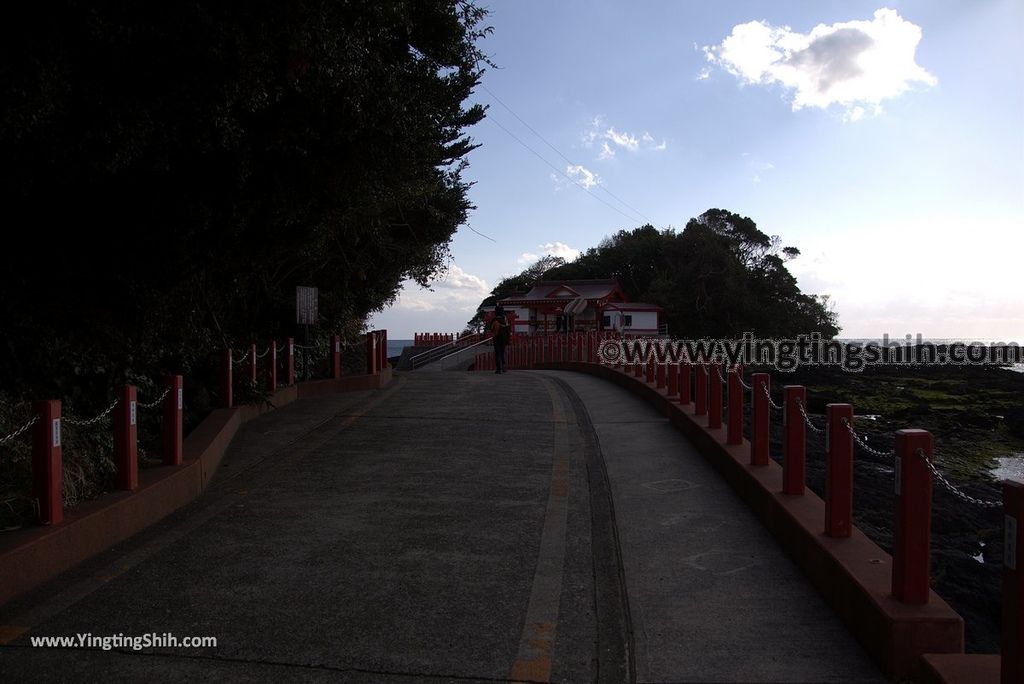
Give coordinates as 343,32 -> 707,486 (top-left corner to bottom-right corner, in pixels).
366,332 -> 378,374
1003,480 -> 1023,684
222,347 -> 233,408
32,400 -> 63,525
694,364 -> 708,416
114,384 -> 138,491
379,330 -> 388,369
708,362 -> 723,429
656,362 -> 666,389
825,404 -> 854,538
750,373 -> 770,465
286,338 -> 295,385
331,334 -> 342,379
892,429 -> 933,603
646,360 -> 655,384
633,357 -> 642,377
679,362 -> 691,405
667,361 -> 678,397
727,365 -> 743,445
162,375 -> 183,466
782,385 -> 806,495
268,340 -> 277,393
249,343 -> 257,385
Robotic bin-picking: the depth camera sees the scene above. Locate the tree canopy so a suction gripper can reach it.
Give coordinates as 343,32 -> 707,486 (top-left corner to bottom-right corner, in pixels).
0,1 -> 490,400
471,209 -> 839,339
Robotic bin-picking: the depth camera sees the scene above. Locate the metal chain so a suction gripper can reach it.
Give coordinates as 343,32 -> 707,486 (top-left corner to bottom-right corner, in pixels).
714,364 -> 727,384
255,346 -> 272,359
232,349 -> 250,365
915,448 -> 1002,508
64,398 -> 120,426
0,415 -> 39,444
137,386 -> 171,409
762,383 -> 783,411
841,418 -> 892,458
795,398 -> 825,433
736,371 -> 752,391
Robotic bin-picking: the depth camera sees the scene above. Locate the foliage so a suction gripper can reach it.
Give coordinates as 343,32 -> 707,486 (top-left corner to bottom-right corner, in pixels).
473,209 -> 839,338
465,254 -> 566,331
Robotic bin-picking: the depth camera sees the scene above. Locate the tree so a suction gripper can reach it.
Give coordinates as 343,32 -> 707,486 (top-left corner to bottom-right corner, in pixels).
0,1 -> 491,400
465,255 -> 565,331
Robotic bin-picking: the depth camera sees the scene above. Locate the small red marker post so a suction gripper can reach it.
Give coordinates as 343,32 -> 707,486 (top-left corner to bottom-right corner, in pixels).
286,338 -> 295,385
32,400 -> 63,525
1003,480 -> 1023,684
892,429 -> 932,602
222,347 -> 233,408
782,385 -> 806,495
646,360 -> 655,384
825,404 -> 854,538
694,364 -> 708,416
114,385 -> 138,491
331,334 -> 342,379
667,361 -> 678,397
750,373 -> 770,465
656,362 -> 666,389
366,332 -> 378,375
162,375 -> 183,466
679,362 -> 691,405
727,365 -> 743,445
708,362 -> 723,429
268,340 -> 277,393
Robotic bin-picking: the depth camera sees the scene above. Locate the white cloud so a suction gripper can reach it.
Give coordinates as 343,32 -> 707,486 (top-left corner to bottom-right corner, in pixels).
518,241 -> 581,265
703,8 -> 937,118
582,118 -> 667,156
566,164 -> 601,189
433,263 -> 489,295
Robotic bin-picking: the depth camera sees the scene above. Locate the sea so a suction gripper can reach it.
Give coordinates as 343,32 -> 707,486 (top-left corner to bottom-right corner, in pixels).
387,339 -> 414,359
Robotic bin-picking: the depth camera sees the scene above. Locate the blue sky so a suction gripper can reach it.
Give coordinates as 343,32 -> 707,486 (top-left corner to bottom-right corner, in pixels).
370,1 -> 1023,341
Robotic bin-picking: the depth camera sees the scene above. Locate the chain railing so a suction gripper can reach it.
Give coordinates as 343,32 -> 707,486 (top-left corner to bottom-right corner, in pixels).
841,417 -> 891,458
736,370 -> 752,391
232,348 -> 250,365
762,383 -> 783,411
1,415 -> 39,444
136,386 -> 171,410
915,448 -> 1002,508
795,397 -> 825,433
63,398 -> 120,426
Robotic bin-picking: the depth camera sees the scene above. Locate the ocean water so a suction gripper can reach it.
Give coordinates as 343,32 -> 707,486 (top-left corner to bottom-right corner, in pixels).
387,339 -> 413,358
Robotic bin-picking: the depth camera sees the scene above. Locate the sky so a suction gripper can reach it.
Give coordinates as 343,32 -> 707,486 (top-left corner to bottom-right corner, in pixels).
369,1 -> 1024,341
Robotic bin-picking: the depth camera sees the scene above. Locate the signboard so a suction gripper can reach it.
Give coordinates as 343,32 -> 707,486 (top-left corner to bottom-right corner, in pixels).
296,286 -> 319,325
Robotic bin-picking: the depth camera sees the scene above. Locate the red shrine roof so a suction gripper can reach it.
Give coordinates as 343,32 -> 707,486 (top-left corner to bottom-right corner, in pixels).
499,279 -> 627,306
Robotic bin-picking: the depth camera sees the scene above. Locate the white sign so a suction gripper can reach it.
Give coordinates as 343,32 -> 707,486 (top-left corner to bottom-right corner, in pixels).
296,286 -> 319,325
177,388 -> 183,410
894,457 -> 902,496
335,339 -> 340,353
52,418 -> 61,448
1007,515 -> 1018,571
130,400 -> 137,426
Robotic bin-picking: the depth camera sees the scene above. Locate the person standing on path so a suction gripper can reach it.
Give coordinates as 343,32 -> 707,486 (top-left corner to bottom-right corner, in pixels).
490,306 -> 510,374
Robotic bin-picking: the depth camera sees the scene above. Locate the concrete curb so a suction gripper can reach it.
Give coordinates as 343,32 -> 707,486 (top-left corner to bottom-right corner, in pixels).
535,361 -> 963,680
0,367 -> 393,608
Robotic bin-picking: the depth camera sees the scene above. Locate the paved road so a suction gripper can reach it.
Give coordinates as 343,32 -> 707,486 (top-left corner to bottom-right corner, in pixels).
0,369 -> 884,682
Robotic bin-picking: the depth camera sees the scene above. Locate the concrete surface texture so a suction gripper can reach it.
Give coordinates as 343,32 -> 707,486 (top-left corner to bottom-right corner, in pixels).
0,369 -> 884,682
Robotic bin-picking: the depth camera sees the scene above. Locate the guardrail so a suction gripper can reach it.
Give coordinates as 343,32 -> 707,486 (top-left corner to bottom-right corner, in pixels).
409,332 -> 485,369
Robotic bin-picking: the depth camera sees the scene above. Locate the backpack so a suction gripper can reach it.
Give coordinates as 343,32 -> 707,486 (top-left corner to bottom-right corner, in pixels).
493,318 -> 510,344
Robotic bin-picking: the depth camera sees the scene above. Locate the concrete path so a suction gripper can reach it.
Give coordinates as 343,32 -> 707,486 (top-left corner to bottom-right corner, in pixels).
0,370 -> 884,682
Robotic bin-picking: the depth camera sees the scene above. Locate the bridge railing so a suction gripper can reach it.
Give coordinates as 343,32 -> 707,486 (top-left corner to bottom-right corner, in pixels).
409,332 -> 484,369
1,329 -> 389,528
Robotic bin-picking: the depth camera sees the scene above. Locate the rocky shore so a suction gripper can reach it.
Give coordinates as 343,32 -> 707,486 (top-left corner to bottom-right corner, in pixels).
751,363 -> 1022,653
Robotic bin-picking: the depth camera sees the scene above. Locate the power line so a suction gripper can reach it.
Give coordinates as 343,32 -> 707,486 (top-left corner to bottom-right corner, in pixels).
485,116 -> 649,226
479,83 -> 655,225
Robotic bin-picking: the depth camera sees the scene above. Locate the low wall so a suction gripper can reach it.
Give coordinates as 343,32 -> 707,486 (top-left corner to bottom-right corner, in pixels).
536,361 -> 963,680
0,367 -> 393,608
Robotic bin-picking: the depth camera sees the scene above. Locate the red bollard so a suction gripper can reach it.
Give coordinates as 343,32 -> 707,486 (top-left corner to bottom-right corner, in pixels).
825,404 -> 854,538
667,361 -> 678,397
114,384 -> 138,491
366,332 -> 378,374
1003,480 -> 1023,684
679,362 -> 691,405
782,386 -> 807,495
268,340 -> 277,393
379,330 -> 388,369
727,365 -> 743,445
222,347 -> 233,408
750,373 -> 770,465
708,362 -> 723,429
656,363 -> 666,389
249,343 -> 257,385
162,375 -> 183,466
646,360 -> 655,383
32,400 -> 63,525
892,429 -> 933,603
286,338 -> 295,385
331,334 -> 342,379
695,364 -> 708,416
